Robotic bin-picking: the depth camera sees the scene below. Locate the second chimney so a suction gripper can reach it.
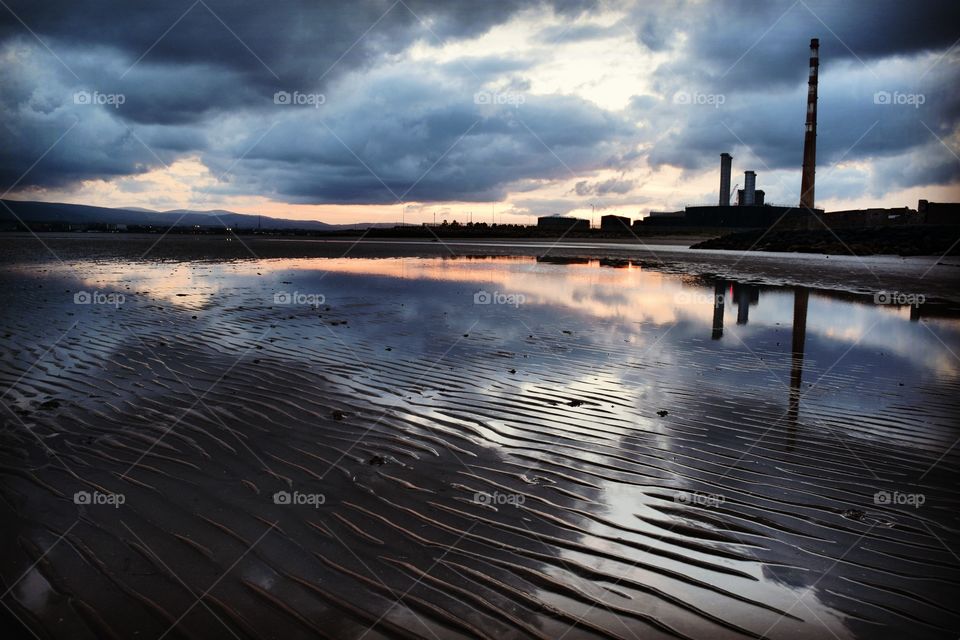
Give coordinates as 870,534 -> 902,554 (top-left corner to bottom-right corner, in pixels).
743,170 -> 756,206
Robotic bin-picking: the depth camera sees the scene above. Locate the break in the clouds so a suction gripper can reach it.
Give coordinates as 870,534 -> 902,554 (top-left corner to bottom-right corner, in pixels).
1,0 -> 958,218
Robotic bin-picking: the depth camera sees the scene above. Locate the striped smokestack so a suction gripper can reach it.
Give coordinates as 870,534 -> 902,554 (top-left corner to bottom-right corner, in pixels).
800,38 -> 819,210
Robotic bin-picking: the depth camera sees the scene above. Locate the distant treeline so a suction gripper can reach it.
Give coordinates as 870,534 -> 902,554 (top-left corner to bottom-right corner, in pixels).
2,220 -> 710,239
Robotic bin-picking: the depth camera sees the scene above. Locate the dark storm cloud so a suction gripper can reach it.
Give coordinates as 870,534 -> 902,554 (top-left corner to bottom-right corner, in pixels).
0,0 -> 598,195
198,70 -> 636,204
0,0 -> 584,123
630,0 -> 960,91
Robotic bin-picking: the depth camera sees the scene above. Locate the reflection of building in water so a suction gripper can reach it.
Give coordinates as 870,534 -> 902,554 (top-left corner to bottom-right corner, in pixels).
598,258 -> 630,268
708,282 -> 807,447
732,283 -> 760,325
535,256 -> 591,265
786,288 -> 809,451
712,281 -> 725,340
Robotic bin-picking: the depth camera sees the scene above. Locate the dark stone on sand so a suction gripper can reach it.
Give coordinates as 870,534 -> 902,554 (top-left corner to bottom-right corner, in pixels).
657,410 -> 669,417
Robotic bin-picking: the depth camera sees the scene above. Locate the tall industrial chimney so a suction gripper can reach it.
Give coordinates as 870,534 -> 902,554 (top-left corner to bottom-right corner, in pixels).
743,170 -> 756,205
719,153 -> 732,206
800,38 -> 819,210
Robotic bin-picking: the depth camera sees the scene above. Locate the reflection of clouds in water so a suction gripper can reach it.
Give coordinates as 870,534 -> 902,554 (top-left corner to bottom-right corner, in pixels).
51,255 -> 960,380
15,569 -> 54,615
75,263 -> 226,310
808,297 -> 959,380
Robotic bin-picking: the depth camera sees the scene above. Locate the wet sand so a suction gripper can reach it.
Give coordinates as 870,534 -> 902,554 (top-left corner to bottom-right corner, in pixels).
1,235 -> 959,639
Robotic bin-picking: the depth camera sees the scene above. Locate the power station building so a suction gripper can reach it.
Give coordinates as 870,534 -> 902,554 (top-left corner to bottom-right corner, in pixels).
640,38 -> 826,230
600,214 -> 632,232
643,155 -> 821,228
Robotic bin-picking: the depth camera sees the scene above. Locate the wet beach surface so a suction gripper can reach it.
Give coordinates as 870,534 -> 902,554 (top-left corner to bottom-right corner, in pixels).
1,235 -> 959,639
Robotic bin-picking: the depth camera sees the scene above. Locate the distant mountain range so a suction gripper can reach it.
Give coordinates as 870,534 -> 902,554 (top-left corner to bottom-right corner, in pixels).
0,200 -> 392,230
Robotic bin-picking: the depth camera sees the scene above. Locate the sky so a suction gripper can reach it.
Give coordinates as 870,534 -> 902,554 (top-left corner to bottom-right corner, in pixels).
1,0 -> 959,224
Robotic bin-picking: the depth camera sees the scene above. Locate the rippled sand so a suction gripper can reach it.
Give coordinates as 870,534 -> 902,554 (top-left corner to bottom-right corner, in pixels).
1,239 -> 959,639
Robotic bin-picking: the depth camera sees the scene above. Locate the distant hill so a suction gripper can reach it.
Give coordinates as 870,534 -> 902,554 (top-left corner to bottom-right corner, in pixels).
0,200 -> 390,231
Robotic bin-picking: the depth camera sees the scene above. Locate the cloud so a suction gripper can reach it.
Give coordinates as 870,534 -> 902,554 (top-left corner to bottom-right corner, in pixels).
201,60 -> 636,204
573,177 -> 635,196
629,0 -> 960,91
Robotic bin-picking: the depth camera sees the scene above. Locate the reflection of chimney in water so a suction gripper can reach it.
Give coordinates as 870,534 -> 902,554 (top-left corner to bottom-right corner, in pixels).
791,288 -> 809,357
786,288 -> 809,452
736,285 -> 752,325
711,281 -> 725,340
